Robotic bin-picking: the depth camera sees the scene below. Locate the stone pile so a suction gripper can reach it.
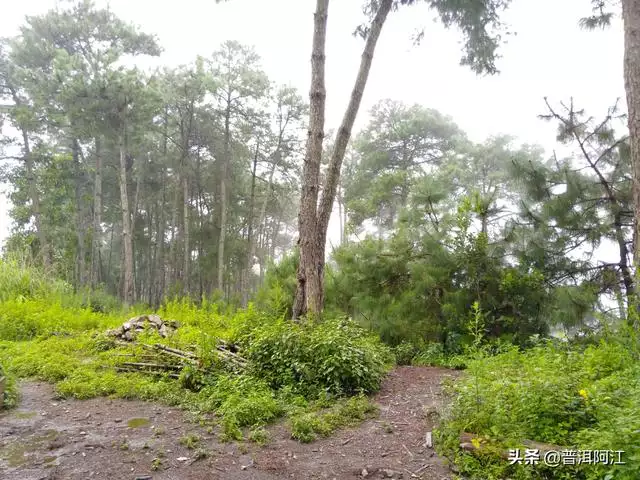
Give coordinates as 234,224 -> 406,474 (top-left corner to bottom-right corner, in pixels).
106,314 -> 179,341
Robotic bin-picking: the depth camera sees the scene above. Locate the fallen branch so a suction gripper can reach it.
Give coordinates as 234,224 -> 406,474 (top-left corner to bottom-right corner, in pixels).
120,362 -> 182,371
115,366 -> 180,379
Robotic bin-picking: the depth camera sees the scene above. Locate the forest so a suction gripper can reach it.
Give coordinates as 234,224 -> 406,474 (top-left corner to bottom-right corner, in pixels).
0,1 -> 638,479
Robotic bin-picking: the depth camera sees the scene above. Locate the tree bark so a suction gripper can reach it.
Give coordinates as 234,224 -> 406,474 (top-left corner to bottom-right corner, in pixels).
72,138 -> 87,289
218,101 -> 232,292
91,136 -> 103,287
119,128 -> 135,306
623,0 -> 640,324
169,176 -> 180,290
183,174 -> 190,296
292,0 -> 330,320
8,86 -> 50,269
22,128 -> 49,269
293,0 -> 393,319
316,0 -> 393,245
242,142 -> 260,307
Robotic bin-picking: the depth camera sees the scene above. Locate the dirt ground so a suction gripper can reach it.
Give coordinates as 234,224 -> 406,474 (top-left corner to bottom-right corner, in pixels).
0,367 -> 459,480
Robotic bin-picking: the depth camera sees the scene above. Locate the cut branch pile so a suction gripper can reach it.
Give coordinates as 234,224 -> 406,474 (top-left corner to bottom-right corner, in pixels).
114,341 -> 247,378
106,314 -> 247,379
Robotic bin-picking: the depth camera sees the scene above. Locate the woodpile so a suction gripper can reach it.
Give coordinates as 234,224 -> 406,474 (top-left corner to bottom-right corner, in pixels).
105,315 -> 248,379
106,314 -> 179,341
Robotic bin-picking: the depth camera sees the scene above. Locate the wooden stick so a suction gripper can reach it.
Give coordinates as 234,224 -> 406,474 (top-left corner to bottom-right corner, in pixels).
115,367 -> 180,379
121,361 -> 182,369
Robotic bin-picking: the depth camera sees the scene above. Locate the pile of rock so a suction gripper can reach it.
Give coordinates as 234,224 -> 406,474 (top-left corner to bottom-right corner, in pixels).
106,314 -> 179,341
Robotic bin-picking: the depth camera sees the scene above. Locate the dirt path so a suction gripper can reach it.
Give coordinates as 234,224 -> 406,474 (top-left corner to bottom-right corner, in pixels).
0,367 -> 458,480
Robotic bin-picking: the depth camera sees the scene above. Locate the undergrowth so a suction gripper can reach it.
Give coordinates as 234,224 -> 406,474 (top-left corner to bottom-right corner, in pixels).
436,325 -> 640,480
1,362 -> 17,409
0,261 -> 389,442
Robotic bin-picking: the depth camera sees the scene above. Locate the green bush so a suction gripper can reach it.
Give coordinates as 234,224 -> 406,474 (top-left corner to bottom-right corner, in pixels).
393,341 -> 419,365
1,362 -> 18,409
436,337 -> 640,480
242,316 -> 393,395
413,342 -> 447,366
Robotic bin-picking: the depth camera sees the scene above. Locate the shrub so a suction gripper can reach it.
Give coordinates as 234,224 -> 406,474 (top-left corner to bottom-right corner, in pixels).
243,316 -> 393,395
436,338 -> 640,480
393,341 -> 418,365
1,362 -> 17,409
412,342 -> 447,366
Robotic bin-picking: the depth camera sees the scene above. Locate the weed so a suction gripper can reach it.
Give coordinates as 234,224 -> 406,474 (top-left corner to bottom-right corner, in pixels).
248,426 -> 269,446
290,394 -> 378,443
151,457 -> 163,471
179,433 -> 200,449
192,448 -> 209,461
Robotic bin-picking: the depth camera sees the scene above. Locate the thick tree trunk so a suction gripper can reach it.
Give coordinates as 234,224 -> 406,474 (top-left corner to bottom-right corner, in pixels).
623,0 -> 640,324
292,0 -> 330,320
293,0 -> 393,319
119,131 -> 135,306
91,136 -> 103,287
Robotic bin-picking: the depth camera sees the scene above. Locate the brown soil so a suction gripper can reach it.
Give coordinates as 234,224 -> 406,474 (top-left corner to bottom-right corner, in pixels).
0,367 -> 458,480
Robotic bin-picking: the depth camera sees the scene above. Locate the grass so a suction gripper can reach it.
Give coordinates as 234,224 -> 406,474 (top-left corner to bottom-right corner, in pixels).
290,394 -> 379,443
435,333 -> 640,480
0,260 -> 389,443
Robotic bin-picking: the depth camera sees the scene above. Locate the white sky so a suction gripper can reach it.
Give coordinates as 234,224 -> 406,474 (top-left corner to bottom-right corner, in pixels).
0,0 -> 626,258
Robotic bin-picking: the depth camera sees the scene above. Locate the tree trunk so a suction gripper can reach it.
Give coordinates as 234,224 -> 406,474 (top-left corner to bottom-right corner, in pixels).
22,128 -> 49,269
154,110 -> 169,307
242,142 -> 260,307
91,136 -> 103,287
8,86 -> 49,269
169,177 -> 180,290
183,174 -> 190,297
292,0 -> 330,320
218,102 -> 232,293
119,129 -> 135,306
72,138 -> 87,289
337,183 -> 344,245
623,0 -> 640,324
293,0 -> 393,319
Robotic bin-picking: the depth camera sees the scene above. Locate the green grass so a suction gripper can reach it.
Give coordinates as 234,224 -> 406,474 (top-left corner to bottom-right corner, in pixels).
0,260 -> 389,442
436,334 -> 640,480
290,394 -> 379,443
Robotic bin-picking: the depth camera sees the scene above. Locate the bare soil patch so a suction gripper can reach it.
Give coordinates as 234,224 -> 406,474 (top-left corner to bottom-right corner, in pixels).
0,367 -> 458,480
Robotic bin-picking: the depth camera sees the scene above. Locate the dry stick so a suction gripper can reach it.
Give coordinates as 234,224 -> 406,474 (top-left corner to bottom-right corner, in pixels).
115,367 -> 180,379
402,444 -> 414,458
151,343 -> 198,359
120,362 -> 182,371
